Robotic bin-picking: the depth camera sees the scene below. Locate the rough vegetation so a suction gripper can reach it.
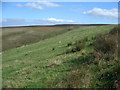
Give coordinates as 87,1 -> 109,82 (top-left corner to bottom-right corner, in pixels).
2,25 -> 119,88
62,26 -> 119,88
66,39 -> 86,54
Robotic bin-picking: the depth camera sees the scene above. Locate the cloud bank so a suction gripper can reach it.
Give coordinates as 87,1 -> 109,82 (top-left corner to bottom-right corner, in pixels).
15,1 -> 60,10
2,18 -> 76,27
2,18 -> 28,27
42,18 -> 75,23
83,8 -> 118,19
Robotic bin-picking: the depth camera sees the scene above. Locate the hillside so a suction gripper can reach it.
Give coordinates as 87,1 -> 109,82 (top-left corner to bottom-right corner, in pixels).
2,25 -> 119,88
2,25 -> 78,51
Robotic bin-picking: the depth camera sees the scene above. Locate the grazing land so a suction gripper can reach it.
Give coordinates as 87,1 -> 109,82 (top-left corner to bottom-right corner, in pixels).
2,25 -> 77,51
2,25 -> 119,88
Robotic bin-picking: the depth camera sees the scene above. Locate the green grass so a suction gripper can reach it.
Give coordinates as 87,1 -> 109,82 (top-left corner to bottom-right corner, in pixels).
2,25 -> 118,88
2,26 -> 77,51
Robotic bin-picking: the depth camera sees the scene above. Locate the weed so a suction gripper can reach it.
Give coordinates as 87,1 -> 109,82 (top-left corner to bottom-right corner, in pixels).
67,42 -> 72,47
66,39 -> 86,54
52,48 -> 55,51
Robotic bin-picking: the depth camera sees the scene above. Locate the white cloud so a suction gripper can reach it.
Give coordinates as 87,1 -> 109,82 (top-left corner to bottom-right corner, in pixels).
2,18 -> 77,27
25,3 -> 43,10
83,8 -> 118,19
15,4 -> 23,7
46,18 -> 75,23
15,1 -> 60,10
38,1 -> 60,7
33,18 -> 76,25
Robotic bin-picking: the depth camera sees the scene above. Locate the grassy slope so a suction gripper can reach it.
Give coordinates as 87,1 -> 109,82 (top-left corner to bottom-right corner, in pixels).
2,25 -> 116,88
2,26 -> 76,51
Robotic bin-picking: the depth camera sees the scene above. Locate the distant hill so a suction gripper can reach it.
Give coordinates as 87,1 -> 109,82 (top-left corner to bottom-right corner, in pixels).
2,24 -> 111,28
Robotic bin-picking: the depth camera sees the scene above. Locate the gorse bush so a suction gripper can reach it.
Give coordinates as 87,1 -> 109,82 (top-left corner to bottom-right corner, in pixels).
92,36 -> 96,40
93,27 -> 118,55
74,39 -> 86,51
67,42 -> 72,47
95,65 -> 120,88
64,26 -> 119,88
84,37 -> 88,42
93,27 -> 118,62
109,26 -> 118,35
52,48 -> 55,51
90,26 -> 119,88
94,35 -> 117,54
68,28 -> 72,31
66,39 -> 86,54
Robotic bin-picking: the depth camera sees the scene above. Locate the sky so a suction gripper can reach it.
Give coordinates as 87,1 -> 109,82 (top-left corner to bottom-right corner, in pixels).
1,1 -> 118,27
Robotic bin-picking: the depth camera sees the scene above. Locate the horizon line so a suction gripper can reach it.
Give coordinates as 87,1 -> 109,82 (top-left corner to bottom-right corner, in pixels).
1,24 -> 115,28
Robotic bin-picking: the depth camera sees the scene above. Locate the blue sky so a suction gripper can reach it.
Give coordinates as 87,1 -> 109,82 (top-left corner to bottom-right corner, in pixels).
2,1 -> 118,27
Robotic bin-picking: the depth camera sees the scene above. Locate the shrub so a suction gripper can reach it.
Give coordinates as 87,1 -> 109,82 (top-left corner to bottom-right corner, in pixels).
92,36 -> 96,40
88,42 -> 93,47
93,34 -> 117,54
74,40 -> 86,51
109,27 -> 118,35
66,39 -> 86,54
93,26 -> 118,61
52,48 -> 55,51
68,28 -> 72,31
93,65 -> 120,88
90,27 -> 119,88
66,48 -> 72,54
84,37 -> 88,41
64,26 -> 119,88
67,42 -> 72,47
